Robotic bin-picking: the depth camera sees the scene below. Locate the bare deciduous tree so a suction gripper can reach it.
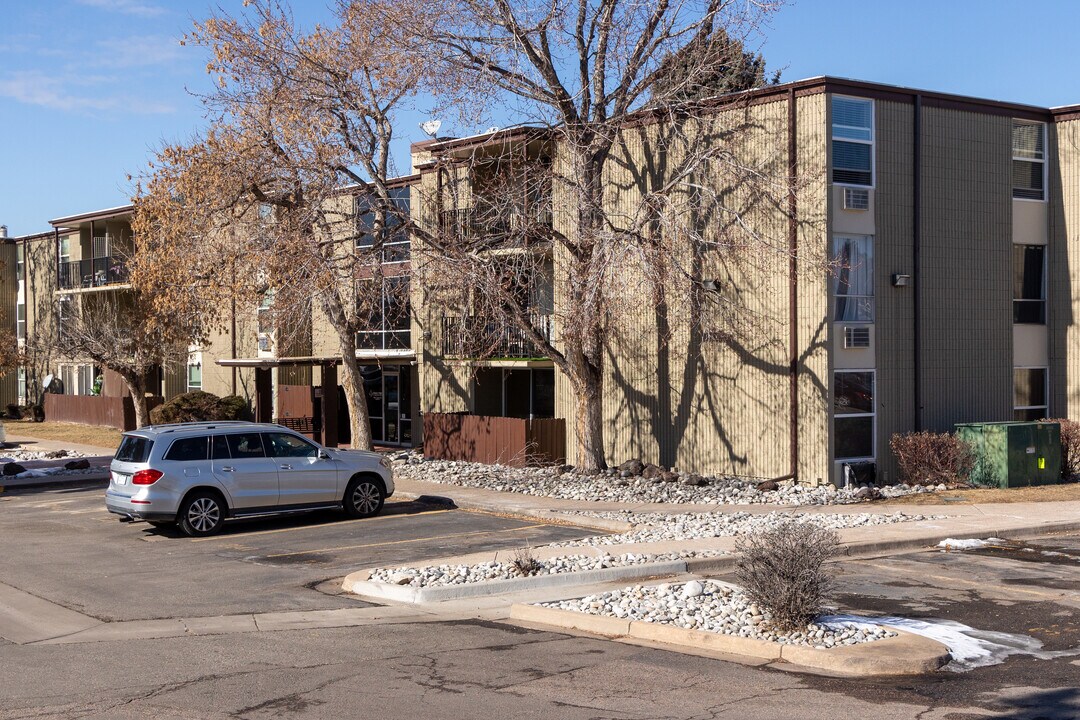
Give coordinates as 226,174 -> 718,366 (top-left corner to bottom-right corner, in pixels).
134,0 -> 427,449
401,0 -> 796,471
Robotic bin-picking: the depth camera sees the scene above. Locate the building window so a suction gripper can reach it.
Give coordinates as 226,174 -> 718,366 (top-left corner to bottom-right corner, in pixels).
1013,244 -> 1045,324
832,96 -> 873,187
356,276 -> 411,351
257,293 -> 274,352
834,370 -> 875,460
16,302 -> 25,341
1014,367 -> 1047,421
17,368 -> 26,405
833,235 -> 874,322
1012,120 -> 1045,201
356,187 -> 411,263
15,243 -> 24,278
187,363 -> 203,392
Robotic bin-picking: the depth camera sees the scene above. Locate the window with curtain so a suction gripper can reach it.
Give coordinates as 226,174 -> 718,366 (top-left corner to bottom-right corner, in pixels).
833,235 -> 874,322
832,96 -> 873,186
1013,120 -> 1045,200
1013,244 -> 1045,324
834,371 -> 875,460
1014,367 -> 1047,421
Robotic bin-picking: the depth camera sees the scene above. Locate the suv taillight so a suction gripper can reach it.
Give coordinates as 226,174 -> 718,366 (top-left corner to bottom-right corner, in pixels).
132,469 -> 163,485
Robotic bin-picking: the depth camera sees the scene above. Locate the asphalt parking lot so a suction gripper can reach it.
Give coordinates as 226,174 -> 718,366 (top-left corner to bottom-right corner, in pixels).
0,484 -> 593,622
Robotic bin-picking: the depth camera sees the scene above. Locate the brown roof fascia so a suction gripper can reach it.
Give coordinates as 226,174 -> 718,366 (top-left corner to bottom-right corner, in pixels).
1051,104 -> 1080,122
334,174 -> 421,198
49,204 -> 134,228
822,78 -> 1052,121
426,126 -> 553,154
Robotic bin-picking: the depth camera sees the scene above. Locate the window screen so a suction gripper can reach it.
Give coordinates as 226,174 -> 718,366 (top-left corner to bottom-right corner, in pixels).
1014,368 -> 1047,421
1012,120 -> 1045,200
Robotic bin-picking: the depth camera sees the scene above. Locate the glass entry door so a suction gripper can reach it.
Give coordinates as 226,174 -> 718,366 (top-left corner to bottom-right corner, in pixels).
383,371 -> 400,444
361,366 -> 413,446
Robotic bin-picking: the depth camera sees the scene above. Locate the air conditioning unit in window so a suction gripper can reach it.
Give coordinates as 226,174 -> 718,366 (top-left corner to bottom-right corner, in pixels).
843,187 -> 870,211
843,326 -> 870,349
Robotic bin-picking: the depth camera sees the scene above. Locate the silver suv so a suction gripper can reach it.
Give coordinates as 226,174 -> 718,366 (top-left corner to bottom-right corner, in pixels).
105,421 -> 395,537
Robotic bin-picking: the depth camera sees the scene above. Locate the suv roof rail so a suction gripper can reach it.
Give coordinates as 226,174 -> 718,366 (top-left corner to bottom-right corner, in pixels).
133,420 -> 293,435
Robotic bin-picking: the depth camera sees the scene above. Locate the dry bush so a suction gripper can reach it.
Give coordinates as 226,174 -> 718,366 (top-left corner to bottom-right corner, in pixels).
510,545 -> 543,577
1041,418 -> 1080,482
889,431 -> 974,486
734,521 -> 840,632
149,391 -> 249,425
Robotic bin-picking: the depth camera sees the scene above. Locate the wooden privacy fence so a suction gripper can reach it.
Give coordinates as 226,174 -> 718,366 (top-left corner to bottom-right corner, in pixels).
423,413 -> 566,467
44,394 -> 163,431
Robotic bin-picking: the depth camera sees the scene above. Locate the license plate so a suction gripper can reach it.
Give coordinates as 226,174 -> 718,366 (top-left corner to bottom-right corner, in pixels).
113,472 -> 130,485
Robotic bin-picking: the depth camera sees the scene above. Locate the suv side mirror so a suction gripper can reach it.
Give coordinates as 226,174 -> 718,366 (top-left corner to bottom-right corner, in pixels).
318,450 -> 331,460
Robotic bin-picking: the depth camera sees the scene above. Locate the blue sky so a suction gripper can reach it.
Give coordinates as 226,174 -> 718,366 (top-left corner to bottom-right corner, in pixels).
2,0 -> 1078,236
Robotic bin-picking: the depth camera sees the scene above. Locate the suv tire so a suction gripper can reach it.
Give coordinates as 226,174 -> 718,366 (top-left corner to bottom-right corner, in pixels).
178,491 -> 226,537
344,476 -> 385,519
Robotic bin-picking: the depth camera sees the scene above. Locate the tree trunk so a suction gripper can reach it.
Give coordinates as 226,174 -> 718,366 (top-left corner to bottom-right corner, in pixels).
337,331 -> 374,450
121,371 -> 150,428
570,361 -> 606,472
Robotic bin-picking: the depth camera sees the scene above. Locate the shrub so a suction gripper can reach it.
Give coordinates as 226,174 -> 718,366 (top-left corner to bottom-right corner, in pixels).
889,431 -> 974,486
149,391 -> 250,425
1041,418 -> 1080,482
511,545 -> 543,577
5,404 -> 21,420
734,521 -> 840,632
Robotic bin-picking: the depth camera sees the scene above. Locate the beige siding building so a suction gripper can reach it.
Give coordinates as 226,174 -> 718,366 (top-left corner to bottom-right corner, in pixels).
4,75 -> 1080,485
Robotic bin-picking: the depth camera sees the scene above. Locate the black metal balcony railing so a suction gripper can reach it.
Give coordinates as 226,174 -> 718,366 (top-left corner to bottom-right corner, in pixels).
438,206 -> 552,247
442,313 -> 552,359
58,257 -> 129,290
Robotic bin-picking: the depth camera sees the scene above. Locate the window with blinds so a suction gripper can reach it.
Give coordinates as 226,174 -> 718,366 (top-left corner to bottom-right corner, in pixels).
1012,120 -> 1045,200
832,96 -> 873,187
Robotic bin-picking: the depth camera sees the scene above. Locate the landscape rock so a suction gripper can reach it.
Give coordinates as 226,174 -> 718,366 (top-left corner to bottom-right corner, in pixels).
3,462 -> 26,476
617,459 -> 645,476
756,480 -> 779,492
641,464 -> 663,480
64,459 -> 91,470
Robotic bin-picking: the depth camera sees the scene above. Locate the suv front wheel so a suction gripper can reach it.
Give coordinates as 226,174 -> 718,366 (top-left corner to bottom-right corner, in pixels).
344,476 -> 385,519
178,491 -> 226,537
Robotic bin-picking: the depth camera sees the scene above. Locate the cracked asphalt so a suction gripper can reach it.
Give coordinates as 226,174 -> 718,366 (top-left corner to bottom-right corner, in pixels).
1,486 -> 1078,719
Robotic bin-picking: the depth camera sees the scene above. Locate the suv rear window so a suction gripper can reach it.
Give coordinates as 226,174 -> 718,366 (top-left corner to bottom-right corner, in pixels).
115,436 -> 154,463
164,436 -> 209,462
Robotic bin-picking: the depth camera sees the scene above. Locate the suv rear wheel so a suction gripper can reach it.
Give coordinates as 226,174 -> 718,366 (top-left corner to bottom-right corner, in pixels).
344,476 -> 385,519
178,491 -> 225,537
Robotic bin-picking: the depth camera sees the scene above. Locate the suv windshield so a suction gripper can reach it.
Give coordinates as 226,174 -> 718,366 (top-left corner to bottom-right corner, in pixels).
115,435 -> 154,463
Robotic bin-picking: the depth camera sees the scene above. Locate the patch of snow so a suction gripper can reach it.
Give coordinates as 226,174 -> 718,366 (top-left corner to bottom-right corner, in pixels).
825,614 -> 1075,671
935,537 -> 1007,551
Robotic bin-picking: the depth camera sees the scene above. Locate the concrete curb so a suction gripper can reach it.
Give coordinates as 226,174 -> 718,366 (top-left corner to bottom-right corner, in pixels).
0,475 -> 109,494
342,560 -> 686,603
838,520 -> 1080,559
508,604 -> 951,676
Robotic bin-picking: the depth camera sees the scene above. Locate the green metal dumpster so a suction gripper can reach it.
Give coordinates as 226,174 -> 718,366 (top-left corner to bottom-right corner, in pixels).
954,421 -> 1061,488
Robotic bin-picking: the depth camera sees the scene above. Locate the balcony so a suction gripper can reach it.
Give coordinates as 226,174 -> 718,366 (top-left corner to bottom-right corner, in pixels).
438,206 -> 552,249
442,312 -> 552,359
58,257 -> 129,290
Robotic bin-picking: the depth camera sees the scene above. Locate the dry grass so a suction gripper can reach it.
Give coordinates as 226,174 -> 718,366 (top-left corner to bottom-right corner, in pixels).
2,420 -> 122,451
878,482 -> 1080,505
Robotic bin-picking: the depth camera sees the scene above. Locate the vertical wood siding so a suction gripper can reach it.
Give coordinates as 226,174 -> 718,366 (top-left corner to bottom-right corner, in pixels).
1050,119 -> 1080,416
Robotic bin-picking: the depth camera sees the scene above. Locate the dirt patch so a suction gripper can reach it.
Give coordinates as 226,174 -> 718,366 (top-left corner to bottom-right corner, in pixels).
3,420 -> 121,451
876,483 -> 1080,505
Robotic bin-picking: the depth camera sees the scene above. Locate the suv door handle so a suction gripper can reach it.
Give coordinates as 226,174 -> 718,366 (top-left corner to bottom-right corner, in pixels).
221,466 -> 235,472
279,464 -> 292,470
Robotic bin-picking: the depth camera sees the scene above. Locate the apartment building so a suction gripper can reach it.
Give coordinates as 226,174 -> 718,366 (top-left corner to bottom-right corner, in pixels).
4,75 -> 1078,486
410,76 -> 1080,486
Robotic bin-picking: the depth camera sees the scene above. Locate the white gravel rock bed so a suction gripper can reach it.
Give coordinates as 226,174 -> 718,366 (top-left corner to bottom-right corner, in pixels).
548,510 -> 942,547
0,448 -> 88,462
367,550 -> 726,588
540,580 -> 896,648
392,454 -> 939,506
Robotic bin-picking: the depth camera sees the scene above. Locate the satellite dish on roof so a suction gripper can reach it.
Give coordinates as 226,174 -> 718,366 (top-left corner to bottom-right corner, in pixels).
419,119 -> 442,138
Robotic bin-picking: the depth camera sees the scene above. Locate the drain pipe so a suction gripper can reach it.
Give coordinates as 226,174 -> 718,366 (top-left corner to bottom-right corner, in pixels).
786,87 -> 800,481
913,94 -> 923,431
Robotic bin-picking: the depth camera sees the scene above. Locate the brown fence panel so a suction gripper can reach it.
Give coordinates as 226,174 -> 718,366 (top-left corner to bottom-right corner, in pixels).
424,413 -> 565,467
45,394 -> 163,431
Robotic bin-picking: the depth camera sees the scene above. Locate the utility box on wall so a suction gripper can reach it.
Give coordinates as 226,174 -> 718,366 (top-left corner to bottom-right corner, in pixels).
955,421 -> 1061,488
